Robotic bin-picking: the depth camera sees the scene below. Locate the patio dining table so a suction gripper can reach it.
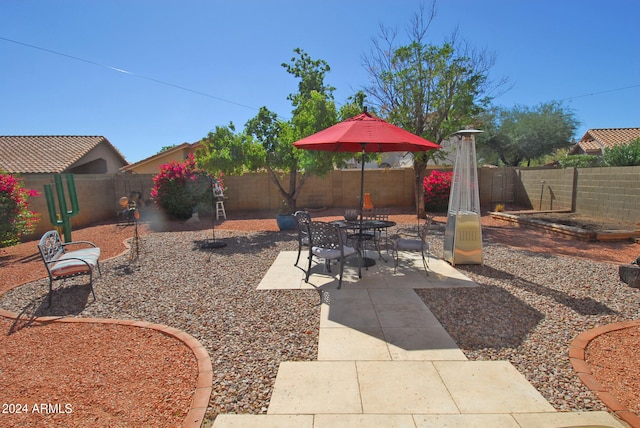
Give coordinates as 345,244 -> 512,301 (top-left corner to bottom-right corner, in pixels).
330,219 -> 396,267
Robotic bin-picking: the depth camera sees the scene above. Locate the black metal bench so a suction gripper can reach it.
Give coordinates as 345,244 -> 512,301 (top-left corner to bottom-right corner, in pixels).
37,230 -> 101,307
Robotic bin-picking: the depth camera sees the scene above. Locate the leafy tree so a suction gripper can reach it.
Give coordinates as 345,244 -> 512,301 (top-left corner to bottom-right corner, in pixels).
198,48 -> 356,213
197,122 -> 261,175
602,137 -> 640,166
477,101 -> 579,166
362,3 -> 507,216
195,122 -> 262,217
478,101 -> 578,166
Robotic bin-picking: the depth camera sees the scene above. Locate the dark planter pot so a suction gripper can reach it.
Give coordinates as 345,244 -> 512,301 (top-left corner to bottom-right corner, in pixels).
276,214 -> 297,231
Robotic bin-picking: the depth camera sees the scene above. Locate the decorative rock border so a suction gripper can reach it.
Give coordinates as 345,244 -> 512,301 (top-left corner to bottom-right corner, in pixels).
0,308 -> 212,428
569,320 -> 640,428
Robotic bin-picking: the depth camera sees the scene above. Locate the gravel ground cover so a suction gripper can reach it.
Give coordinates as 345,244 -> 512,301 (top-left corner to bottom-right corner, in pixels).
419,225 -> 640,413
0,212 -> 638,424
0,228 -> 319,421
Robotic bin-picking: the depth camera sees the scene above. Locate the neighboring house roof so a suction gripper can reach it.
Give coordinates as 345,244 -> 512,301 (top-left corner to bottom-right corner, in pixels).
570,128 -> 640,155
120,142 -> 200,173
0,135 -> 128,174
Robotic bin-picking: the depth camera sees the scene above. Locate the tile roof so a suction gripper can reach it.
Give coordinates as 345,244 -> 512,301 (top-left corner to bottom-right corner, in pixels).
0,135 -> 126,173
120,142 -> 200,172
573,128 -> 640,154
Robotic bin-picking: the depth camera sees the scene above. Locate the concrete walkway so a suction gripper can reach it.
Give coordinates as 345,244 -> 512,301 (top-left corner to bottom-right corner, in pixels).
212,251 -> 626,428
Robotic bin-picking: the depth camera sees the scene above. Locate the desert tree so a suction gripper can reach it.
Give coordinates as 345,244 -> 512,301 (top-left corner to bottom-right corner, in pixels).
362,1 -> 508,216
477,101 -> 579,167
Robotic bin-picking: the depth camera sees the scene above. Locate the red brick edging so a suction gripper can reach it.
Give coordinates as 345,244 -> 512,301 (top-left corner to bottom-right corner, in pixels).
569,320 -> 640,428
0,308 -> 212,428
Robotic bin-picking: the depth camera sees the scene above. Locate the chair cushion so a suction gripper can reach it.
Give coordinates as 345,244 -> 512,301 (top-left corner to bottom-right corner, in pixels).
395,238 -> 428,252
342,246 -> 357,257
49,251 -> 99,277
67,248 -> 101,259
312,245 -> 356,260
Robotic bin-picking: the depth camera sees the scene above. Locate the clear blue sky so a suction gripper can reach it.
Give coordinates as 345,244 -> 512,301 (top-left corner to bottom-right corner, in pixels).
1,0 -> 638,163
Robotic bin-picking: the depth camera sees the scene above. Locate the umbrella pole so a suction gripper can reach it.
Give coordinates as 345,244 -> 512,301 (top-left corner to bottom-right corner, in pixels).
358,145 -> 367,272
359,145 -> 365,225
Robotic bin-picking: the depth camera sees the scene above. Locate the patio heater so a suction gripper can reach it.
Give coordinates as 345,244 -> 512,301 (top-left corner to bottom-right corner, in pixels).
443,129 -> 483,265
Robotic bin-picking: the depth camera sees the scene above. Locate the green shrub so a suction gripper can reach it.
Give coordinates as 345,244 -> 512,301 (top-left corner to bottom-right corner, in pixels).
558,154 -> 600,168
602,137 -> 640,166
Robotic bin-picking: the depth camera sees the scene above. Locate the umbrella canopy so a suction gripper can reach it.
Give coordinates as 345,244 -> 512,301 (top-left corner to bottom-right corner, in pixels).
293,110 -> 440,217
293,110 -> 441,153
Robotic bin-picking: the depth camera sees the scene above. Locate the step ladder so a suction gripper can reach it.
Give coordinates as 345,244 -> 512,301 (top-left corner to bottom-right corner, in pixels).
216,200 -> 226,220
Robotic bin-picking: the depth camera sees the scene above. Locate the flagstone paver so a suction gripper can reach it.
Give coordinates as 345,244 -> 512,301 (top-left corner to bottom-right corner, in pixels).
213,251 -> 628,428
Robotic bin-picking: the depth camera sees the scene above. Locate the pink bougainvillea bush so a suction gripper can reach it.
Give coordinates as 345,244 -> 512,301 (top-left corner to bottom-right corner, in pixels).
150,154 -> 223,220
151,154 -> 206,220
423,170 -> 453,212
0,171 -> 40,247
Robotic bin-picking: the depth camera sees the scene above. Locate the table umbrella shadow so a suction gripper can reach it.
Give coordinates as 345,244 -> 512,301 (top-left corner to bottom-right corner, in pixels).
456,262 -> 617,317
416,284 -> 545,351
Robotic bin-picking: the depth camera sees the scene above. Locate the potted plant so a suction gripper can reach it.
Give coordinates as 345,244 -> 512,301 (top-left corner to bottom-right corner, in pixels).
276,200 -> 297,231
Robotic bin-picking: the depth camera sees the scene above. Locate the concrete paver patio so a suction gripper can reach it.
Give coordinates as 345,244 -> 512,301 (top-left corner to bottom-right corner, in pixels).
212,250 -> 626,428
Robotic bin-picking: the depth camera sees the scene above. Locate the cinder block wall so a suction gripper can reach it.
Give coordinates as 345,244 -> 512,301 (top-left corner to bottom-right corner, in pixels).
515,167 -> 576,211
19,169 -> 420,239
16,165 -> 640,240
574,166 -> 640,221
22,174 -> 117,237
220,168 -> 417,212
127,168 -> 430,213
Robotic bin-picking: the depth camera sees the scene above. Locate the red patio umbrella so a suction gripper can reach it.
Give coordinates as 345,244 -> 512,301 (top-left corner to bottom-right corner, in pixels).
293,109 -> 441,218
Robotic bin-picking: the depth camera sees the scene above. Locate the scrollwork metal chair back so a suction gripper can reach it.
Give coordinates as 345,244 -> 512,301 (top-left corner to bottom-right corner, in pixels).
305,221 -> 361,289
392,215 -> 433,275
39,232 -> 65,261
294,210 -> 312,266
